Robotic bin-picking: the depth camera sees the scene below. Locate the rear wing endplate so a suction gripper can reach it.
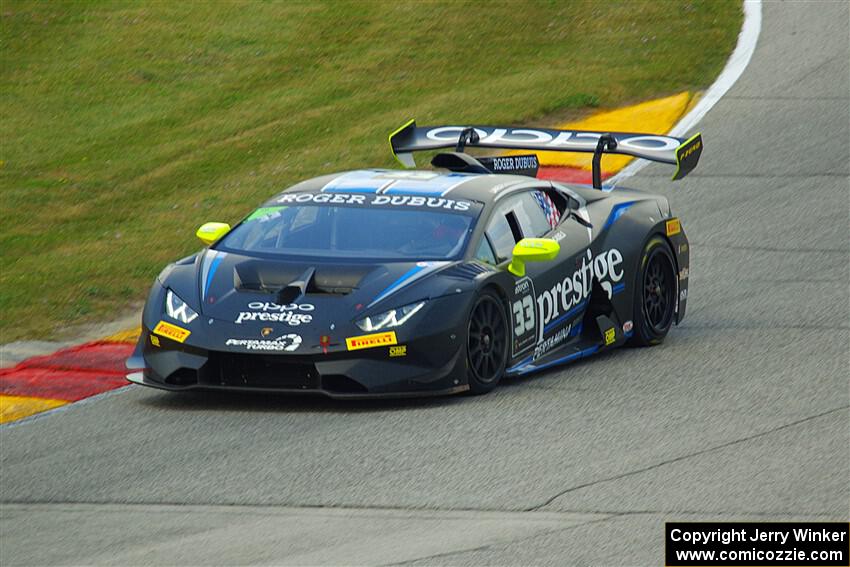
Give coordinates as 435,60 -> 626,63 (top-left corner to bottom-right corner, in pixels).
389,120 -> 702,186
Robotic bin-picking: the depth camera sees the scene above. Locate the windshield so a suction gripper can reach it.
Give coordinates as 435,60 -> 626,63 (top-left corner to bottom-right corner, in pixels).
217,203 -> 479,261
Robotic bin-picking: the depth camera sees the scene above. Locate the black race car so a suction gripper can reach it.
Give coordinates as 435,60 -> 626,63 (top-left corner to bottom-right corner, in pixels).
126,121 -> 702,397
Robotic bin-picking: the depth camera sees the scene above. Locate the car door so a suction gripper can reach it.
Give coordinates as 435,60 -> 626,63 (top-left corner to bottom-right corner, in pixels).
477,188 -> 585,358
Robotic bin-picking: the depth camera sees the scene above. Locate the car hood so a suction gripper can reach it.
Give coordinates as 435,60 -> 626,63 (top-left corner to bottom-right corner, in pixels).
194,249 -> 458,326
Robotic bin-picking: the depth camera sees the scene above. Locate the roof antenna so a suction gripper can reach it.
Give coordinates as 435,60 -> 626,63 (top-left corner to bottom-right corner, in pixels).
592,134 -> 617,190
455,128 -> 480,153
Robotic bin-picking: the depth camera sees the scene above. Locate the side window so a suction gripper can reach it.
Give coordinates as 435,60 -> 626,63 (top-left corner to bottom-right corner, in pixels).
484,212 -> 517,262
517,191 -> 566,237
545,188 -> 571,216
474,236 -> 497,265
484,189 -> 565,261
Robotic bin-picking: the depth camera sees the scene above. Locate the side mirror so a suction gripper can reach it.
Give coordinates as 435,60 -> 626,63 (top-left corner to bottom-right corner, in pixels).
196,222 -> 231,246
508,238 -> 560,277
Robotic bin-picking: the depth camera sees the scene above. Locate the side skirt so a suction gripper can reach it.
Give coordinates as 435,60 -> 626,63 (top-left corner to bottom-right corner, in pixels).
504,319 -> 634,378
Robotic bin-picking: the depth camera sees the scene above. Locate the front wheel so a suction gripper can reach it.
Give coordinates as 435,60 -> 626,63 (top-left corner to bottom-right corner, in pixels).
466,290 -> 508,395
630,236 -> 677,346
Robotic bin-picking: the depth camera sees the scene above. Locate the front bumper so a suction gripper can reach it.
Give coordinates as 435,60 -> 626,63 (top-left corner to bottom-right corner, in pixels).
127,321 -> 469,399
125,370 -> 468,399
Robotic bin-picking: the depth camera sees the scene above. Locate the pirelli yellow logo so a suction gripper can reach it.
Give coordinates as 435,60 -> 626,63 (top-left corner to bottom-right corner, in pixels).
345,331 -> 397,351
604,328 -> 616,346
153,321 -> 191,343
666,218 -> 681,237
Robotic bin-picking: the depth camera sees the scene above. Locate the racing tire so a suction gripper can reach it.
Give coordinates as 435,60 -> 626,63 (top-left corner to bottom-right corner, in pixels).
466,290 -> 508,395
630,236 -> 677,347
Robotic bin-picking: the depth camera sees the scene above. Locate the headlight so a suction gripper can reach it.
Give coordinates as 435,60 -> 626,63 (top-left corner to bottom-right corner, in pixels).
165,289 -> 199,324
355,301 -> 425,332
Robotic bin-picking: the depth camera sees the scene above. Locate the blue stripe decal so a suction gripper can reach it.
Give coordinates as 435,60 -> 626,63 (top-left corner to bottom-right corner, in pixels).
530,345 -> 599,373
383,173 -> 475,196
612,282 -> 626,295
543,300 -> 586,334
506,354 -> 533,374
510,344 -> 600,376
603,201 -> 636,230
369,264 -> 427,306
204,254 -> 224,299
509,319 -> 584,374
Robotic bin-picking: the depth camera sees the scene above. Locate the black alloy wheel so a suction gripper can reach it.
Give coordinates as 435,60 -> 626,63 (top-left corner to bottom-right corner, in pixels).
466,290 -> 508,394
631,236 -> 677,346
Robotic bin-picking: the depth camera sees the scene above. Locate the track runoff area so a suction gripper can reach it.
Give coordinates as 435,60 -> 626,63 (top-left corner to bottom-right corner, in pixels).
0,90 -> 696,426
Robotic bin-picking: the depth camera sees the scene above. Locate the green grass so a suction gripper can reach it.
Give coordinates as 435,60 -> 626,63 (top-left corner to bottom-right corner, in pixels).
0,0 -> 741,342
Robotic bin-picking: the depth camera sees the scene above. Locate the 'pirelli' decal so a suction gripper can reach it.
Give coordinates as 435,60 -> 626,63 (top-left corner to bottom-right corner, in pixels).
153,321 -> 190,343
345,331 -> 397,351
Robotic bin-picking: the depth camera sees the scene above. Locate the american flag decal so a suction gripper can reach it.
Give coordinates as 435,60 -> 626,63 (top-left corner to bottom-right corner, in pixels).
532,191 -> 561,229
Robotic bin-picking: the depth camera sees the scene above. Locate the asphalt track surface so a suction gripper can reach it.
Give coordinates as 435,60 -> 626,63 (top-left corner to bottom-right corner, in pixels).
2,3 -> 848,565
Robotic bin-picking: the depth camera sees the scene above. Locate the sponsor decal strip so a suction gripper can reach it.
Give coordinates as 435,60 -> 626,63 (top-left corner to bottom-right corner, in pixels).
234,301 -> 315,326
246,206 -> 286,221
422,126 -> 680,156
153,321 -> 191,343
536,248 -> 624,341
277,192 -> 473,212
345,331 -> 397,351
511,320 -> 584,373
533,324 -> 572,361
225,334 -> 302,352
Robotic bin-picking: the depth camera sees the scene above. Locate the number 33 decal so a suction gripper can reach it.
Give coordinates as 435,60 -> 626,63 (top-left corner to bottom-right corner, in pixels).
512,296 -> 535,335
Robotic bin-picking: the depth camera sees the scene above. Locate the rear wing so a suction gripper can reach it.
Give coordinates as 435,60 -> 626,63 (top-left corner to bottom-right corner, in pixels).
389,120 -> 702,188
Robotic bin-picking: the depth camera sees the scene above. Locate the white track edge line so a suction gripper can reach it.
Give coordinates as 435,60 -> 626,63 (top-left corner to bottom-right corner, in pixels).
610,0 -> 763,185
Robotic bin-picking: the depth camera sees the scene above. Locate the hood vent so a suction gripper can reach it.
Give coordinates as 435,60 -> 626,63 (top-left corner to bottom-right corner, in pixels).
277,267 -> 315,304
234,261 -> 373,296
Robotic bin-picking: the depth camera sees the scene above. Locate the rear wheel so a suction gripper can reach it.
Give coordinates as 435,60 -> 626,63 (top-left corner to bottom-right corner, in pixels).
466,290 -> 508,394
631,236 -> 677,346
